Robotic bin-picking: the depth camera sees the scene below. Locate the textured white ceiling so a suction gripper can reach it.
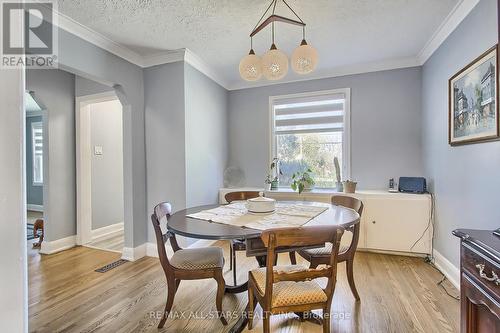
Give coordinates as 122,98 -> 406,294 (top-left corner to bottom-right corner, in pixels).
58,0 -> 459,87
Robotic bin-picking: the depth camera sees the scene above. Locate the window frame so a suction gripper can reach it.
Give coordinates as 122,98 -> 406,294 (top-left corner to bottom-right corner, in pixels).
269,88 -> 351,188
31,121 -> 43,186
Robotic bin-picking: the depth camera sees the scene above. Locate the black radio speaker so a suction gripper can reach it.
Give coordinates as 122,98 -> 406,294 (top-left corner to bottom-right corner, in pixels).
398,177 -> 427,194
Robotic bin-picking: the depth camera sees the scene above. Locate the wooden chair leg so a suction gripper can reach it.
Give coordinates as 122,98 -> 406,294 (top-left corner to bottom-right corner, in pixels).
232,247 -> 237,285
263,311 -> 270,333
175,279 -> 181,292
158,278 -> 177,328
346,258 -> 360,301
215,270 -> 228,326
323,307 -> 330,333
229,242 -> 233,271
289,251 -> 297,265
248,285 -> 255,330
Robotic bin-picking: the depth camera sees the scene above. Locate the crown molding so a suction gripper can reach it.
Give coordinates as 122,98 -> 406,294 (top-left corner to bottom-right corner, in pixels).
228,56 -> 420,91
184,49 -> 230,89
141,49 -> 186,68
417,0 -> 480,65
48,1 -> 477,91
52,6 -> 144,66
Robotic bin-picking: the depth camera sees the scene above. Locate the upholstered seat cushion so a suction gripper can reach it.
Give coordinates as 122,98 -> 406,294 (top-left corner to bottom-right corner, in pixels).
250,265 -> 327,307
170,247 -> 224,270
301,243 -> 350,257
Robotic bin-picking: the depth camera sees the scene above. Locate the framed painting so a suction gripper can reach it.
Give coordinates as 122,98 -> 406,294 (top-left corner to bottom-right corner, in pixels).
449,45 -> 499,145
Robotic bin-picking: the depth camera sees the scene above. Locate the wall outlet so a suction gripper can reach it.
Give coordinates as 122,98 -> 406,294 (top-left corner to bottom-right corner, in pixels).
94,146 -> 103,155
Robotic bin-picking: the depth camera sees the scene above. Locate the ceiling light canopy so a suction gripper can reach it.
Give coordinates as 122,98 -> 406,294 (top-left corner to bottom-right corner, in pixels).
239,0 -> 318,82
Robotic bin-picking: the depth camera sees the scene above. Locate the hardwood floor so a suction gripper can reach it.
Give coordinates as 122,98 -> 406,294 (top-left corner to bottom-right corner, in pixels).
28,242 -> 459,333
86,231 -> 124,253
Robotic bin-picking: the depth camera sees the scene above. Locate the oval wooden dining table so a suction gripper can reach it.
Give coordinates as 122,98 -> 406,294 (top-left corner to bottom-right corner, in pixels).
167,200 -> 360,333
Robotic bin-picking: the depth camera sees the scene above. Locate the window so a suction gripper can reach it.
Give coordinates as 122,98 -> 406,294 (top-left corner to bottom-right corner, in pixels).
271,89 -> 350,188
32,121 -> 43,185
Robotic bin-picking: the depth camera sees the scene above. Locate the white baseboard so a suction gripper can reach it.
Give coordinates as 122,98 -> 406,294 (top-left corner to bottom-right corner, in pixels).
433,249 -> 460,290
146,239 -> 219,258
27,204 -> 44,212
40,235 -> 76,254
122,244 -> 147,261
91,222 -> 124,243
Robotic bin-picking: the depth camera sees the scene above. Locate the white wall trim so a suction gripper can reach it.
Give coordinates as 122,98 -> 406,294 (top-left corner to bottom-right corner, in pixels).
91,222 -> 124,242
231,56 -> 420,91
417,0 -> 480,65
52,5 -> 144,66
184,49 -> 229,89
46,0 -> 476,90
122,244 -> 147,261
433,249 -> 460,290
27,204 -> 44,212
40,235 -> 77,254
146,239 -> 218,258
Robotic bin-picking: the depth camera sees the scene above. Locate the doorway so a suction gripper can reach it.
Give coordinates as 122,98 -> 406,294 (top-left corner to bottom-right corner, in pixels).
76,92 -> 125,253
25,91 -> 45,250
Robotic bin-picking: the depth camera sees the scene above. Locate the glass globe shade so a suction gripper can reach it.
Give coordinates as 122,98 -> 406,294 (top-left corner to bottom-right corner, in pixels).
261,46 -> 289,81
291,41 -> 318,74
239,51 -> 262,81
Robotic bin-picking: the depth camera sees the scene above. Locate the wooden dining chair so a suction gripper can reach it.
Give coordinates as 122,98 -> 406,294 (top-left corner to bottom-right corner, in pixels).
225,191 -> 261,285
151,202 -> 227,328
247,225 -> 345,333
290,195 -> 364,300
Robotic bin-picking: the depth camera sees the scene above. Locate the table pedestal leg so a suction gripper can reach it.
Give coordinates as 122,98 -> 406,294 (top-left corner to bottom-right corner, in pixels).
228,255 -> 266,332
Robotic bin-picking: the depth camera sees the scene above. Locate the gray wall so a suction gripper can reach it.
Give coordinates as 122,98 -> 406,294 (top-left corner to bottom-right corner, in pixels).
228,67 -> 424,189
185,64 -> 229,207
26,69 -> 76,241
145,62 -> 229,244
26,115 -> 43,206
57,27 -> 146,247
75,76 -> 114,97
422,0 -> 499,266
145,62 -> 186,242
90,100 -> 124,230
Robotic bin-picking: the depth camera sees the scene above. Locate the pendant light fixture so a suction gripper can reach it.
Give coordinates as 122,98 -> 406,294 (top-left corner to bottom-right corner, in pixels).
291,27 -> 318,74
261,22 -> 288,80
239,0 -> 318,81
239,38 -> 262,81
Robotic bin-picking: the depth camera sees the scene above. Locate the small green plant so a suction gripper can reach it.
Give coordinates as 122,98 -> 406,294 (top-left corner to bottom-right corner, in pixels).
291,168 -> 315,194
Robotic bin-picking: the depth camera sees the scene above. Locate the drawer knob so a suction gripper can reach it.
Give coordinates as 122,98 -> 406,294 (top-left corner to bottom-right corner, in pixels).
475,264 -> 500,286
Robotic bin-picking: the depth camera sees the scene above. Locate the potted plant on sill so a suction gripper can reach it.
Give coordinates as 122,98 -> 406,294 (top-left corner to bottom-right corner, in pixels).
291,168 -> 315,194
265,158 -> 282,191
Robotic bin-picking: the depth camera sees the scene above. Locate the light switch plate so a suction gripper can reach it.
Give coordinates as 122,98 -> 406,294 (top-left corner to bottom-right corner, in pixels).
94,146 -> 103,155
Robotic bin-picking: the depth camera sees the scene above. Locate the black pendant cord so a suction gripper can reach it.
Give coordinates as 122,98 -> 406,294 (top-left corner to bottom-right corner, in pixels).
282,0 -> 304,23
252,0 -> 276,33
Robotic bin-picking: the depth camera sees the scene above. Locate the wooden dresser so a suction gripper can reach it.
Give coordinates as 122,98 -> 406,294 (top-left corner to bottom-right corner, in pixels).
453,229 -> 500,333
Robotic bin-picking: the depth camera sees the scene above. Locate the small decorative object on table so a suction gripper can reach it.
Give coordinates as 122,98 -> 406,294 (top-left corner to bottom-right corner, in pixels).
291,168 -> 315,194
334,157 -> 343,192
245,196 -> 276,214
343,180 -> 357,193
265,158 -> 282,190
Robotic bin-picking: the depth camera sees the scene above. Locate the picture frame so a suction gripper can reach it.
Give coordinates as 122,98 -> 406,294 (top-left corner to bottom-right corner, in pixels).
448,45 -> 499,145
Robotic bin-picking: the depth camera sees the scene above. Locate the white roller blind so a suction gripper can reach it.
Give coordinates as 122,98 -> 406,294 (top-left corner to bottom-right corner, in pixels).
273,92 -> 346,135
32,122 -> 43,184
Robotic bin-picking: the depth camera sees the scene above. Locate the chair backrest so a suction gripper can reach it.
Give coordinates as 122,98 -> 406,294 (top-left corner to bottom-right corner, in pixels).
331,195 -> 364,215
331,195 -> 363,255
151,202 -> 175,276
225,191 -> 261,203
260,225 -> 345,304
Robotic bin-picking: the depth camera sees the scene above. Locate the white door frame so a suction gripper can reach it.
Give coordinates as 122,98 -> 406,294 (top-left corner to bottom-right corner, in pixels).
75,91 -> 120,245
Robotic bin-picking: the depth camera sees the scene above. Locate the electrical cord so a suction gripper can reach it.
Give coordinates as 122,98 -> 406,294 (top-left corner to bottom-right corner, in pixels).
407,192 -> 459,300
410,192 -> 435,252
